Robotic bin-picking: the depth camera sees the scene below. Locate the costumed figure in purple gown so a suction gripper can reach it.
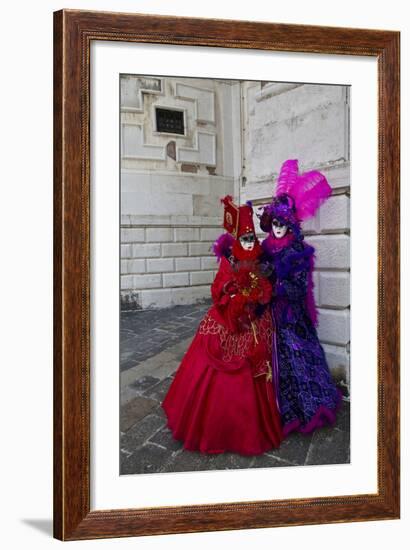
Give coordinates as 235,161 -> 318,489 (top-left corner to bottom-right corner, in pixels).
259,159 -> 343,437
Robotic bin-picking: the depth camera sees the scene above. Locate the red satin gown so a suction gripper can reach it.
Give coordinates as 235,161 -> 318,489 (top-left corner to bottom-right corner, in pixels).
161,254 -> 284,455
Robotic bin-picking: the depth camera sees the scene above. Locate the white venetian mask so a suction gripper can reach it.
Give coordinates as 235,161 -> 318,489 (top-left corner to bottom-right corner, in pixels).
239,232 -> 256,251
272,219 -> 288,239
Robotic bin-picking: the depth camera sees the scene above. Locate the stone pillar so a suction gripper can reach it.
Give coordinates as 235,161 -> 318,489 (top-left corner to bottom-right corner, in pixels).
240,82 -> 351,392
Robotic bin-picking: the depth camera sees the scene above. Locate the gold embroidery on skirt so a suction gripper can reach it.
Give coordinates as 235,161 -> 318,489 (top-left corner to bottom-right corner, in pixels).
198,309 -> 273,364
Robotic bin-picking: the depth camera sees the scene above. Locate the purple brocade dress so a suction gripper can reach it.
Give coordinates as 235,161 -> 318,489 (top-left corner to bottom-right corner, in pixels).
261,234 -> 343,436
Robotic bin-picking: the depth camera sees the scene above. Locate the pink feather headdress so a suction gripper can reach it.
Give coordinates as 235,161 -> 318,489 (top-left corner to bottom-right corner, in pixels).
275,159 -> 332,221
259,159 -> 332,235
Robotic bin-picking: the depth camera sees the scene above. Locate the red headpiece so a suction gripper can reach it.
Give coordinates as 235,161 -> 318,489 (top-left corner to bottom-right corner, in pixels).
221,196 -> 256,238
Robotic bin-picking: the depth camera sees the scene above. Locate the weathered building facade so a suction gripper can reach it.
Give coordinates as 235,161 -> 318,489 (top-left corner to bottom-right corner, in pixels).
240,81 -> 350,392
120,76 -> 240,310
120,76 -> 350,391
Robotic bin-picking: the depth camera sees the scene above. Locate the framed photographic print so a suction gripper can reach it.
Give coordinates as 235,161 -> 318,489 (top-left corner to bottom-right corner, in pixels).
53,9 -> 400,541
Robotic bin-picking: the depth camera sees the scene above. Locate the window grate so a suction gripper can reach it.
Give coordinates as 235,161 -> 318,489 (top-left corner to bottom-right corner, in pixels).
155,108 -> 185,135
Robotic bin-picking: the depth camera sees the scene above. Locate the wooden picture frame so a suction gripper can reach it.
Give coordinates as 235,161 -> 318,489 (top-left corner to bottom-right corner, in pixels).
53,9 -> 400,540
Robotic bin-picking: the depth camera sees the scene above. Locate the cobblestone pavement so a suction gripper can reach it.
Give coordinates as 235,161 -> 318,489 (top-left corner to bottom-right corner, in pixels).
120,301 -> 211,372
120,301 -> 350,475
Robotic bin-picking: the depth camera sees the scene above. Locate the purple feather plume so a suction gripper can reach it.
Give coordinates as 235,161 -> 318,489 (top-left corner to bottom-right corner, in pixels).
212,232 -> 234,261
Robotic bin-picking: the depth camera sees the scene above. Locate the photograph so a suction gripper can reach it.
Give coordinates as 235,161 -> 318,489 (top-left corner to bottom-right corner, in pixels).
1,0 -> 405,544
119,75 -> 351,475
51,7 -> 400,541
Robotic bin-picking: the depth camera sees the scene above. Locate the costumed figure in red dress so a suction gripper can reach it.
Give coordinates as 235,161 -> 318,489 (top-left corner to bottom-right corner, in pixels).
161,196 -> 284,455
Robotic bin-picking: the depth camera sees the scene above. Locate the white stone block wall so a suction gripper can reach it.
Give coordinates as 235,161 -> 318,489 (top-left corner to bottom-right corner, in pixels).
240,82 -> 350,392
120,76 -> 240,310
120,216 -> 221,309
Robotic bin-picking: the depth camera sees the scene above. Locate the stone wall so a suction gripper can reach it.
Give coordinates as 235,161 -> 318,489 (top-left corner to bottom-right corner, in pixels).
240,82 -> 350,391
120,76 -> 241,309
120,212 -> 222,309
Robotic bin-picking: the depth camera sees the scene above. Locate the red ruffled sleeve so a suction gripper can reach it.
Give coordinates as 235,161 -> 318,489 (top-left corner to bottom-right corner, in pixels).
211,257 -> 233,306
209,257 -> 240,331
